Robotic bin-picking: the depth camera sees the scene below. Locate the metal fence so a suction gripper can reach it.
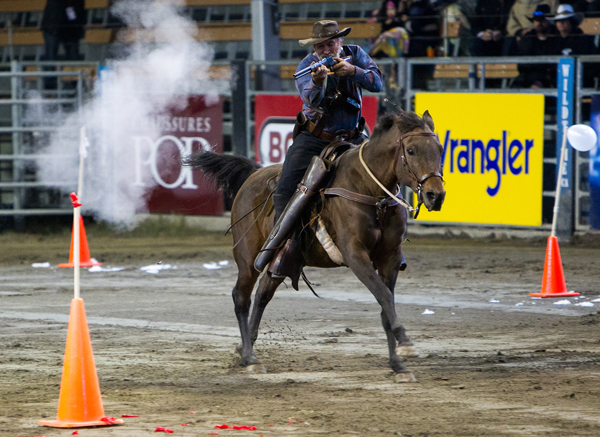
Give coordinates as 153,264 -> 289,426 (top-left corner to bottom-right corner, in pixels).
1,56 -> 598,235
244,55 -> 600,233
0,60 -> 97,220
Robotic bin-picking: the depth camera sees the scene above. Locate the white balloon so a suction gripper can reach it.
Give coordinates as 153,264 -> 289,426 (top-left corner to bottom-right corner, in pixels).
567,124 -> 598,152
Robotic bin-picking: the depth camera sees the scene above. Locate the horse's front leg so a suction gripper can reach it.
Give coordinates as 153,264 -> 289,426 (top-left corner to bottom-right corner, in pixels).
377,264 -> 419,372
344,248 -> 415,380
249,273 -> 283,345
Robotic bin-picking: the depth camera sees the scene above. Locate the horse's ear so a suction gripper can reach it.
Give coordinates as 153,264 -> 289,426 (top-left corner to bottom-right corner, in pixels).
422,110 -> 434,131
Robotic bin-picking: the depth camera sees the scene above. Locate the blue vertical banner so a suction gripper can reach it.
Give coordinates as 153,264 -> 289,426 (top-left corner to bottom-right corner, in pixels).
590,95 -> 600,229
556,58 -> 574,238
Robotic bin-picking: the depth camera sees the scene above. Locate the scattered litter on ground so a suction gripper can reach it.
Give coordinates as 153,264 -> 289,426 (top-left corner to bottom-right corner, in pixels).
203,260 -> 229,270
422,309 -> 435,315
215,424 -> 257,430
122,414 -> 139,418
515,302 -> 524,306
575,302 -> 594,307
89,266 -> 125,272
554,300 -> 571,305
592,298 -> 600,302
154,426 -> 174,433
141,264 -> 175,274
489,299 -> 500,303
31,262 -> 50,268
531,297 -> 542,300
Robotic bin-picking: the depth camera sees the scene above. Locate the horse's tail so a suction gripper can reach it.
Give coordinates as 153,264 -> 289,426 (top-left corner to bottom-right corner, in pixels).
183,151 -> 261,199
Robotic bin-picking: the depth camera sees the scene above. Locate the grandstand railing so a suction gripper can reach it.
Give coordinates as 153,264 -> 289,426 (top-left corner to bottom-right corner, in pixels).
0,61 -> 96,218
1,55 -> 597,234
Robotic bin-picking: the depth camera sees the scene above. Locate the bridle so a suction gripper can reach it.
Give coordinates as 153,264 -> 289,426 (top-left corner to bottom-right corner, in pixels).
359,130 -> 444,218
394,131 -> 444,190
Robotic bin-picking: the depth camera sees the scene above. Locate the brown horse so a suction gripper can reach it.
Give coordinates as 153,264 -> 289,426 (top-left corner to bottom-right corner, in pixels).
186,110 -> 445,381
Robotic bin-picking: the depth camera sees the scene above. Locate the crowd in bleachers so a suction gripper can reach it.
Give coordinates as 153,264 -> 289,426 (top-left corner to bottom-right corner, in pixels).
1,0 -> 599,80
366,0 -> 600,59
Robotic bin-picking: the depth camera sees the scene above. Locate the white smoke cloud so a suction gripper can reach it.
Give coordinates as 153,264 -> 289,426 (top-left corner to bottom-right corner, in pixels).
33,0 -> 227,226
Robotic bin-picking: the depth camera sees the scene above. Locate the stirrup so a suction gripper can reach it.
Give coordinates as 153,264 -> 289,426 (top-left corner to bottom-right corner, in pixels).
267,239 -> 303,290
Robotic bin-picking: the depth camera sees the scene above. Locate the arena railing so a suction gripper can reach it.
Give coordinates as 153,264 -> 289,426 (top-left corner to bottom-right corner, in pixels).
0,60 -> 96,221
0,54 -> 596,234
244,55 -> 599,233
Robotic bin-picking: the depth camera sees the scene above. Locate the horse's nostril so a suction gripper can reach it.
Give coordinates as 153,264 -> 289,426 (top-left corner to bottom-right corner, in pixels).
426,191 -> 437,201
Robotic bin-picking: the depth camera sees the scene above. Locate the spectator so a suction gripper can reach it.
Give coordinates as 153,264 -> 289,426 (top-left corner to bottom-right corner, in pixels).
406,0 -> 440,57
515,4 -> 557,87
41,0 -> 86,64
369,2 -> 410,58
549,3 -> 596,54
382,1 -> 406,31
370,0 -> 410,25
505,0 -> 558,54
441,1 -> 473,56
573,0 -> 600,17
470,0 -> 515,56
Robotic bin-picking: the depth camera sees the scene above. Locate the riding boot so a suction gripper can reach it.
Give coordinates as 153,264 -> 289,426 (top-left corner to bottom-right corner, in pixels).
254,156 -> 329,273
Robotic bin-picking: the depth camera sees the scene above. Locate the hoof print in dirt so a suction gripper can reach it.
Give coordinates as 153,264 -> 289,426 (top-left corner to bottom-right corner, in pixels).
395,372 -> 417,383
396,345 -> 420,358
246,364 -> 267,374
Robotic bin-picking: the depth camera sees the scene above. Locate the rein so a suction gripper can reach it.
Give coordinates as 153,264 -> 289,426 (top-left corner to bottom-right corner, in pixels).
358,140 -> 415,212
358,131 -> 444,218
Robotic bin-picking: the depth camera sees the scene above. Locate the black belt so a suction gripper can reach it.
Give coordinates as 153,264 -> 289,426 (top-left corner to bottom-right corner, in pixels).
306,119 -> 356,142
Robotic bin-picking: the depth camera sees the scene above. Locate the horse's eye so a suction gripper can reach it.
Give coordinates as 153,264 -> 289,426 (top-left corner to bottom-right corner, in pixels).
407,148 -> 415,156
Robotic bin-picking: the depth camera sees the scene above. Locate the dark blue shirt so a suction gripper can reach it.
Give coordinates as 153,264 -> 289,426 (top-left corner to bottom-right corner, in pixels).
295,44 -> 383,134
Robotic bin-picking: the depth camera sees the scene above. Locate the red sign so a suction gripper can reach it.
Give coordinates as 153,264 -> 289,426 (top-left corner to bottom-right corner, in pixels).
254,94 -> 379,166
134,96 -> 224,215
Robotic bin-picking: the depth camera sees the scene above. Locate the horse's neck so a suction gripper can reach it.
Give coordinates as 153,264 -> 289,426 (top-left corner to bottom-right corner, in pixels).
350,135 -> 398,196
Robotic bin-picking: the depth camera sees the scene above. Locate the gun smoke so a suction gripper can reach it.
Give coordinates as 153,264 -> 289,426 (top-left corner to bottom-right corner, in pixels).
29,0 -> 226,226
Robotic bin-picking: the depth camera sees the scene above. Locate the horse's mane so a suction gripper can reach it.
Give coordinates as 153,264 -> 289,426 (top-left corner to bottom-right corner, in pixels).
370,111 -> 427,141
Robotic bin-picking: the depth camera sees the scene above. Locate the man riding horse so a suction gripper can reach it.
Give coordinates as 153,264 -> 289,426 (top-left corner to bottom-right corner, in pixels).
254,20 -> 383,276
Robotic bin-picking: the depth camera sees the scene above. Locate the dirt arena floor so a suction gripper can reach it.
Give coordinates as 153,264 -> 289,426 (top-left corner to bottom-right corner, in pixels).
1,225 -> 600,436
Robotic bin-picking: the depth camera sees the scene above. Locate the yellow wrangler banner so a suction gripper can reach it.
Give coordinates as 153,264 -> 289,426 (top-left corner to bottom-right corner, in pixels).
415,93 -> 544,226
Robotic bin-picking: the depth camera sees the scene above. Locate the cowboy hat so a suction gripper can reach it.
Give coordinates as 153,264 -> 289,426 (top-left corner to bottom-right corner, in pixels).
549,4 -> 584,26
298,20 -> 351,46
527,4 -> 551,21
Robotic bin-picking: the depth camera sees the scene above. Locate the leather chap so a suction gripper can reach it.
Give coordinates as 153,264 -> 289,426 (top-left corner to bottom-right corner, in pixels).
254,155 -> 329,273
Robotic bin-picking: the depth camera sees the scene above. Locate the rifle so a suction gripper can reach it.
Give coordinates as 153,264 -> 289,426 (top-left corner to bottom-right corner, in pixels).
293,56 -> 352,79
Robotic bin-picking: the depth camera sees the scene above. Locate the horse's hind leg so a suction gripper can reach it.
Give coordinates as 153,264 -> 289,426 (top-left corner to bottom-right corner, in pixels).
232,268 -> 261,366
249,273 -> 283,345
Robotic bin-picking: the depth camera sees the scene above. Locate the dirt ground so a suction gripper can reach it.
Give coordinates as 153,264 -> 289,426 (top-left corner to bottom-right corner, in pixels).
1,225 -> 600,437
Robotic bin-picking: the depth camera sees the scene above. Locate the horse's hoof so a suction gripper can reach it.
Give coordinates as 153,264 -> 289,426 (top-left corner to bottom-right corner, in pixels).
246,364 -> 266,374
395,371 -> 417,383
396,345 -> 420,358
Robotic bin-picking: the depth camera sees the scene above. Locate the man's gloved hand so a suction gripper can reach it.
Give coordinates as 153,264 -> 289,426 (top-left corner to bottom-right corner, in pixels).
331,56 -> 356,77
311,63 -> 329,85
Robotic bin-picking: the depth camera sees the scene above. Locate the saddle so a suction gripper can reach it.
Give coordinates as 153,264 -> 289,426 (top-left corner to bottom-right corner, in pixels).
267,139 -> 405,292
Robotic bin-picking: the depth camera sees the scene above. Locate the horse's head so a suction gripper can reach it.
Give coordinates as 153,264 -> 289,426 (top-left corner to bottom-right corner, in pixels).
392,110 -> 445,212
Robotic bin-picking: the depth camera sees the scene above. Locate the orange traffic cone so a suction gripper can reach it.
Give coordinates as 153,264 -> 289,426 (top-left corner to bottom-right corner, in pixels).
39,298 -> 123,428
58,216 -> 101,268
529,236 -> 579,298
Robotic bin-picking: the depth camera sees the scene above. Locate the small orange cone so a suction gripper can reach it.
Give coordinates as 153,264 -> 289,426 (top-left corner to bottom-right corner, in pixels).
529,236 -> 579,298
58,216 -> 101,268
39,298 -> 123,428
